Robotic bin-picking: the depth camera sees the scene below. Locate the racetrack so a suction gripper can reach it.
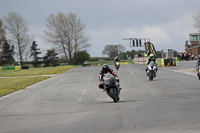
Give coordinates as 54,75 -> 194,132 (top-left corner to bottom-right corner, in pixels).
1,61 -> 200,133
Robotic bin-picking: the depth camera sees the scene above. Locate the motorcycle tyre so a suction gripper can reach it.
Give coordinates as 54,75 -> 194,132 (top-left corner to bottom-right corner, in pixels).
115,66 -> 119,71
198,72 -> 200,80
108,88 -> 118,102
149,71 -> 154,81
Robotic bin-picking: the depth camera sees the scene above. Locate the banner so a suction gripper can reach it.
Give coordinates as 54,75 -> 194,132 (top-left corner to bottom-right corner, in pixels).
144,42 -> 151,55
149,42 -> 157,56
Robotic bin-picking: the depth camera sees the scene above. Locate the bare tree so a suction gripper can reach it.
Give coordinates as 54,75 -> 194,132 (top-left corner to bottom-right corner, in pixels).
0,18 -> 6,63
193,9 -> 200,30
44,12 -> 90,64
0,18 -> 6,52
0,18 -> 6,43
102,44 -> 125,58
4,12 -> 32,67
67,13 -> 90,53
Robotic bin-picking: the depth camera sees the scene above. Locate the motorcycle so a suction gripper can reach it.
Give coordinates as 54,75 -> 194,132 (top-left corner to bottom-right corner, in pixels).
115,62 -> 120,71
103,73 -> 120,102
146,61 -> 157,81
197,65 -> 200,80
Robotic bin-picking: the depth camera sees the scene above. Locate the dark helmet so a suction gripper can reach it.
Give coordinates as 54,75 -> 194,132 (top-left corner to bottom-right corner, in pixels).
102,64 -> 109,73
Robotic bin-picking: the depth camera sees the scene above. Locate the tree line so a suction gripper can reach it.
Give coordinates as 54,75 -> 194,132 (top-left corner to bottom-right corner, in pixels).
0,12 -> 90,67
101,44 -> 179,60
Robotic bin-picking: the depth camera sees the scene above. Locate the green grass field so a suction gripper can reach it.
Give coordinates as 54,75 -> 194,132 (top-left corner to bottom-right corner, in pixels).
0,66 -> 74,97
0,66 -> 74,77
0,77 -> 51,97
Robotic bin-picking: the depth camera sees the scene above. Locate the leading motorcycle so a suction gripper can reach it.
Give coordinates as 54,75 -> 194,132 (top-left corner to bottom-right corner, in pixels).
146,61 -> 157,81
103,73 -> 120,102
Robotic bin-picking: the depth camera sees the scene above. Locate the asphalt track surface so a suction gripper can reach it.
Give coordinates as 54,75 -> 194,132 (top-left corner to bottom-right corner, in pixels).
1,61 -> 200,133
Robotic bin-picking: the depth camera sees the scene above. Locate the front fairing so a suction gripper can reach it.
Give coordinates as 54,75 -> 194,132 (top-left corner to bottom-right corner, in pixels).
147,61 -> 156,72
103,73 -> 117,88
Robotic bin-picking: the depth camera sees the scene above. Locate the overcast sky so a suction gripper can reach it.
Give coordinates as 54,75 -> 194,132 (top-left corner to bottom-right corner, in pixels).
0,0 -> 200,57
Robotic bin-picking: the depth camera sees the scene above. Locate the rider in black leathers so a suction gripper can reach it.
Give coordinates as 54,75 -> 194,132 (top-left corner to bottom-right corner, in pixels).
98,64 -> 121,90
114,56 -> 120,64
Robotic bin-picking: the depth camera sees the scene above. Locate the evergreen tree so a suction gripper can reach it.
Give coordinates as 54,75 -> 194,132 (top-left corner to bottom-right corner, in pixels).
73,50 -> 90,65
1,40 -> 15,65
30,41 -> 42,67
43,49 -> 59,67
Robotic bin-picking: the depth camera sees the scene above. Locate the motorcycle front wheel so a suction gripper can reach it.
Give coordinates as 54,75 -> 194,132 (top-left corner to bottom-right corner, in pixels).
198,72 -> 200,80
108,88 -> 119,102
149,71 -> 154,81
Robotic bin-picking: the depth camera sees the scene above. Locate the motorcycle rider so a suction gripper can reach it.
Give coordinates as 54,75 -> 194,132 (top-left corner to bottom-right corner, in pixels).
98,64 -> 121,90
196,54 -> 200,76
114,56 -> 120,64
145,54 -> 158,75
146,54 -> 157,65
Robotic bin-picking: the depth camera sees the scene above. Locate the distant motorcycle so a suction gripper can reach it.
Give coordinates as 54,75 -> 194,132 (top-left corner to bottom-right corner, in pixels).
115,62 -> 120,71
197,65 -> 200,80
103,73 -> 120,102
146,61 -> 157,81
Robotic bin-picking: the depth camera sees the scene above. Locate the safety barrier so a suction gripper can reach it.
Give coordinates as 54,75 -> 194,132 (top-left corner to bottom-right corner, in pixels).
134,57 -> 149,64
2,66 -> 15,70
133,57 -> 177,67
160,58 -> 177,67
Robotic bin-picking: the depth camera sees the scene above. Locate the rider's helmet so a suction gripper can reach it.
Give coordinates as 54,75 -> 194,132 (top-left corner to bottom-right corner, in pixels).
149,54 -> 154,60
198,54 -> 200,59
102,64 -> 109,73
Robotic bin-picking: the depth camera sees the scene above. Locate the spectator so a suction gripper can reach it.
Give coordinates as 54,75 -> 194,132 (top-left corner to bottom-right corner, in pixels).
192,55 -> 194,61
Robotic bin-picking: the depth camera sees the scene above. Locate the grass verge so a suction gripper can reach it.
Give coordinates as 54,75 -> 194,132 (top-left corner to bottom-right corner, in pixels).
0,66 -> 75,98
0,66 -> 74,77
0,76 -> 51,98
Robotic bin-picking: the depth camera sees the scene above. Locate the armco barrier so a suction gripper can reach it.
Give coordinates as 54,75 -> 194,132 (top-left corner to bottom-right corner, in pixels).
134,57 -> 163,67
15,66 -> 21,70
2,66 -> 15,70
96,62 -> 131,66
134,57 -> 149,65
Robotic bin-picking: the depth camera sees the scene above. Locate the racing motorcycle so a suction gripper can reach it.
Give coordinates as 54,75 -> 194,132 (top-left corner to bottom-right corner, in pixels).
197,65 -> 200,80
103,73 -> 120,102
146,61 -> 157,81
115,62 -> 120,71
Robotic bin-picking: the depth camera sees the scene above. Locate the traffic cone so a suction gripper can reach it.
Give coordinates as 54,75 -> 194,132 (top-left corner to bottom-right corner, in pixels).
173,60 -> 175,66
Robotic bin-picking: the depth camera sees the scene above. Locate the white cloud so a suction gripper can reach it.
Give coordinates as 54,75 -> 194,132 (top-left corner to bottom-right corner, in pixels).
122,26 -> 170,44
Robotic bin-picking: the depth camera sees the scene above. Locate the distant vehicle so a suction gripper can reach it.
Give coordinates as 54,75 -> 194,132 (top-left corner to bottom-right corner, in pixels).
82,61 -> 90,67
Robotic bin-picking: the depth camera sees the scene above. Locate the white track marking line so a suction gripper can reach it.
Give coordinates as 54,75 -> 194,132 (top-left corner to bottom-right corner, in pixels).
78,80 -> 90,102
161,67 -> 196,77
130,70 -> 134,75
78,89 -> 87,102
